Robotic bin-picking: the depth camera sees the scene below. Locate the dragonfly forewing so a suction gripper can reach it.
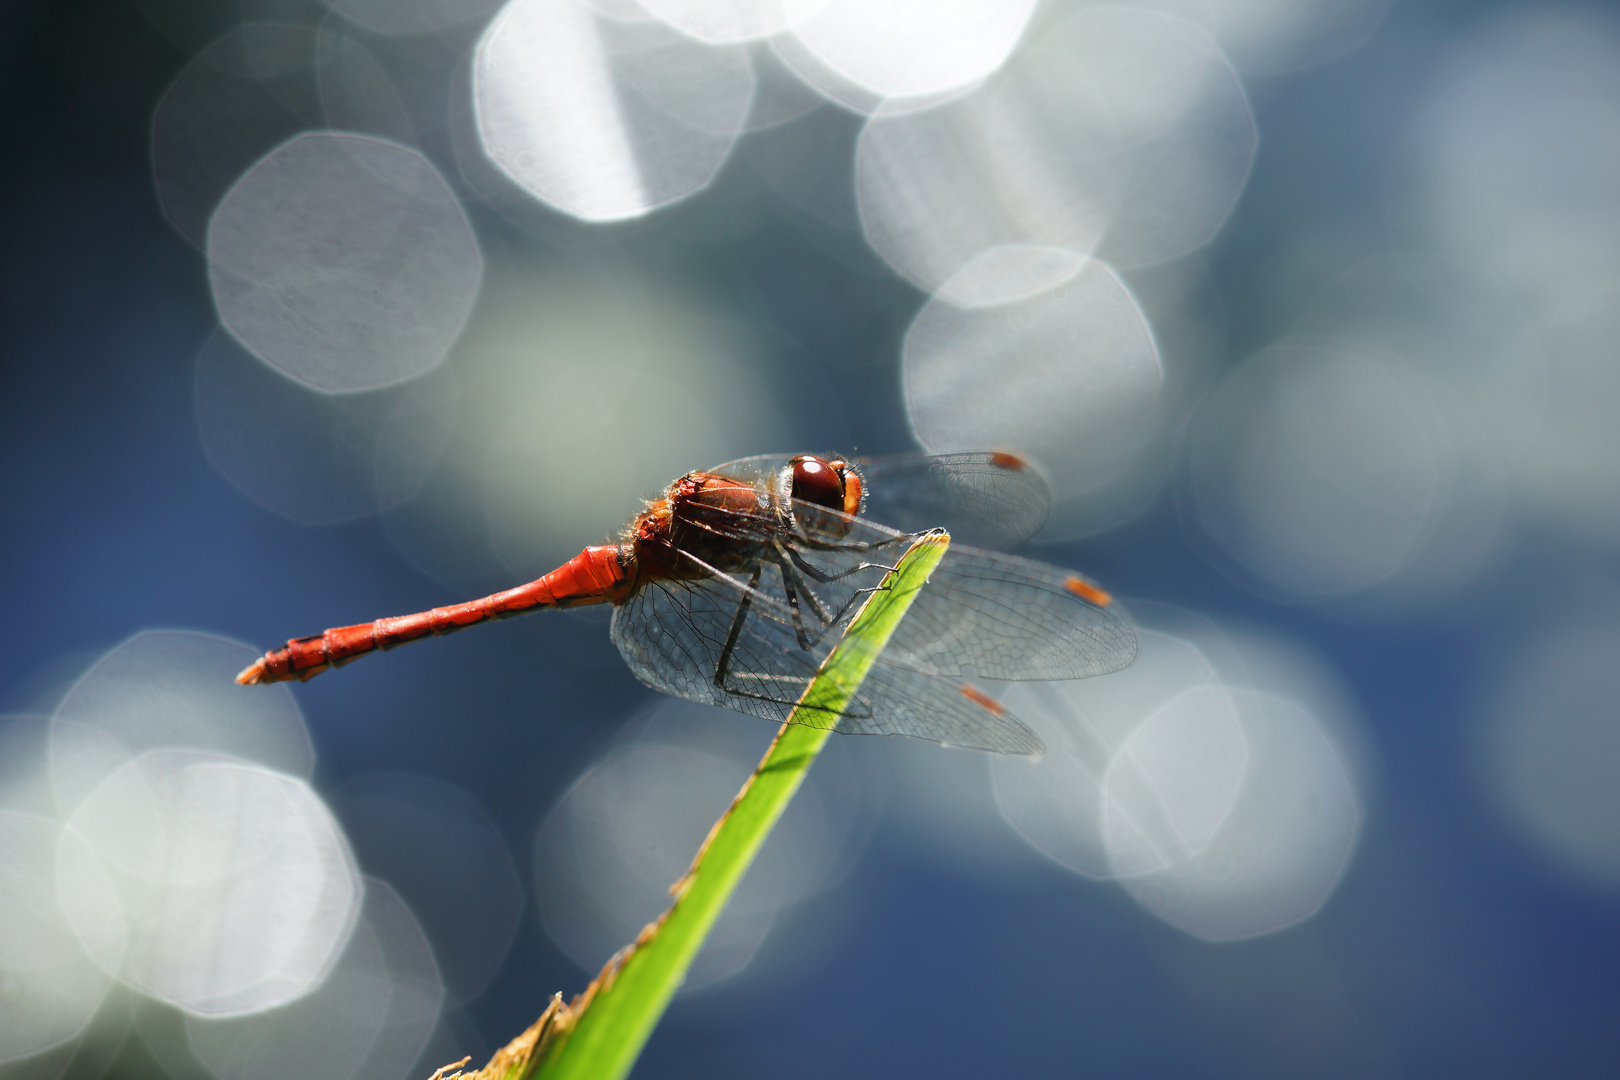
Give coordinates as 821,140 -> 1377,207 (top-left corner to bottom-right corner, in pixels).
696,499 -> 1139,684
857,451 -> 1051,547
610,562 -> 861,728
894,547 -> 1137,681
610,552 -> 1044,754
705,451 -> 1051,548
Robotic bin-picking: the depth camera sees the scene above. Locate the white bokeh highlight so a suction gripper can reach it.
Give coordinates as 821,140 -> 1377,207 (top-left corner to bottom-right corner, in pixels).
857,95 -> 1113,297
1020,8 -> 1256,270
34,633 -> 361,1020
904,256 -> 1163,519
1101,685 -> 1250,876
992,630 -> 1239,879
992,617 -> 1365,941
56,750 -> 361,1016
208,133 -> 483,392
856,8 -> 1254,296
1282,252 -> 1543,607
0,811 -> 115,1064
1114,689 -> 1361,940
50,631 -> 314,816
475,0 -> 755,222
184,879 -> 443,1080
774,0 -> 1038,112
640,0 -> 824,44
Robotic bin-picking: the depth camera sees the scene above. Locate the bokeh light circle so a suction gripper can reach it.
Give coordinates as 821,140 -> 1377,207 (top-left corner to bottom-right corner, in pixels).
904,256 -> 1162,513
56,749 -> 361,1016
322,0 -> 502,36
1006,8 -> 1256,270
534,700 -> 871,990
1284,252 -> 1539,605
38,633 -> 356,1019
1186,340 -> 1454,600
152,26 -> 413,251
1112,689 -> 1361,940
992,630 -> 1238,880
1481,616 -> 1620,888
855,7 -> 1255,296
207,132 -> 483,392
184,878 -> 444,1080
774,0 -> 1038,112
1099,684 -> 1250,877
330,774 -> 524,1005
639,0 -> 824,45
195,329 -> 458,525
856,93 -> 1114,296
994,617 -> 1365,940
475,0 -> 756,222
50,631 -> 314,816
0,811 -> 115,1064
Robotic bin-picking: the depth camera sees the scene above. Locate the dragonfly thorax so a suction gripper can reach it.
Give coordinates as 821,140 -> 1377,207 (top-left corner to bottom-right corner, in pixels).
629,471 -> 773,583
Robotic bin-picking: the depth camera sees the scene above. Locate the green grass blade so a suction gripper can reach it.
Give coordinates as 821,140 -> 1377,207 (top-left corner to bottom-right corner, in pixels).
525,529 -> 950,1080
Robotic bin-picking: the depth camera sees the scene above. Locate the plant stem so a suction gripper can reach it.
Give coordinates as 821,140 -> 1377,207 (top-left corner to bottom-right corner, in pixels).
442,530 -> 949,1080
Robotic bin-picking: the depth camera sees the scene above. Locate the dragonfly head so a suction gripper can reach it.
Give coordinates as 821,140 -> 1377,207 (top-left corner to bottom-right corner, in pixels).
787,455 -> 864,517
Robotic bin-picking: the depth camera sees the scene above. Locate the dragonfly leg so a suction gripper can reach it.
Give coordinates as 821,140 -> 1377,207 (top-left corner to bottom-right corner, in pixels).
782,542 -> 897,584
772,544 -> 886,651
685,548 -> 874,722
709,560 -> 866,721
773,557 -> 824,652
712,563 -> 762,692
792,529 -> 927,557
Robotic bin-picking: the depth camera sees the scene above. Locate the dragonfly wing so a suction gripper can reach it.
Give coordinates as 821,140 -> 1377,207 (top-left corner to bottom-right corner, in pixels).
690,499 -> 1138,684
852,664 -> 1044,754
703,454 -> 784,488
891,546 -> 1138,681
773,507 -> 1137,683
610,558 -> 1043,753
704,451 -> 1051,548
858,452 -> 1051,548
611,562 -> 832,727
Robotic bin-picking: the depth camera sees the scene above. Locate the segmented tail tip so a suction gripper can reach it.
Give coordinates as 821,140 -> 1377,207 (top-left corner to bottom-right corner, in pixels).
236,659 -> 268,685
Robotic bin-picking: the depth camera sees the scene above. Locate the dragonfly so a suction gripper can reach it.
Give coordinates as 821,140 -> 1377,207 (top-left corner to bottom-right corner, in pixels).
237,452 -> 1136,754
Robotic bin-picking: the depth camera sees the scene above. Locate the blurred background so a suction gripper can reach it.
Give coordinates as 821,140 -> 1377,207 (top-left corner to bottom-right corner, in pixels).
3,0 -> 1619,1077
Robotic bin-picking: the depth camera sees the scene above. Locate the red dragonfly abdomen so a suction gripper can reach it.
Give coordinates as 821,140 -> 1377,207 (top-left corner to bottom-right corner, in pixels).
236,545 -> 632,685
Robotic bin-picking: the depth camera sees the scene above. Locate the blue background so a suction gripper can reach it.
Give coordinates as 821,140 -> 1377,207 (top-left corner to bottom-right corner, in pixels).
3,1 -> 1618,1077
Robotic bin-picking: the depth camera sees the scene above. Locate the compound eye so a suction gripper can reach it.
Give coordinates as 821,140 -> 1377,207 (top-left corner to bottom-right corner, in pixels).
789,455 -> 846,511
